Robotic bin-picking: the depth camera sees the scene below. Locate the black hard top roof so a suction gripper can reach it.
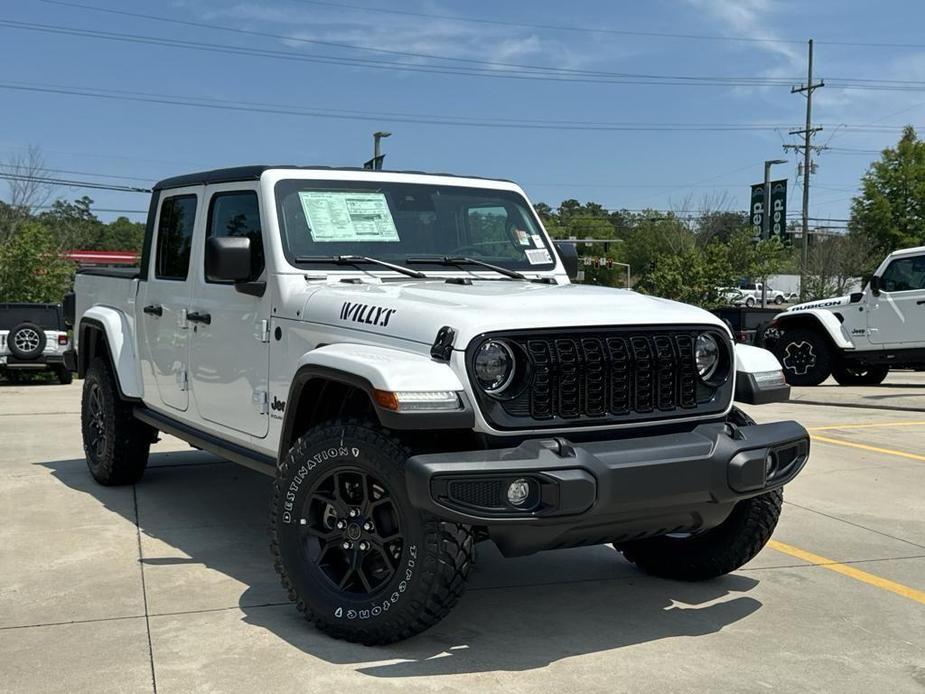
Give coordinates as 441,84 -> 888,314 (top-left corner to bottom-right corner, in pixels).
153,165 -> 514,191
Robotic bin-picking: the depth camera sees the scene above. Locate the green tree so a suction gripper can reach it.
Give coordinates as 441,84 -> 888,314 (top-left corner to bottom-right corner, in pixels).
101,216 -> 145,252
634,241 -> 737,308
850,125 -> 925,254
38,195 -> 105,250
0,222 -> 76,303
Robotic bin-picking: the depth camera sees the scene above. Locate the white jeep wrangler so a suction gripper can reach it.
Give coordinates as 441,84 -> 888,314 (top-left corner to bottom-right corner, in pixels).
0,303 -> 72,384
767,245 -> 925,386
70,166 -> 809,644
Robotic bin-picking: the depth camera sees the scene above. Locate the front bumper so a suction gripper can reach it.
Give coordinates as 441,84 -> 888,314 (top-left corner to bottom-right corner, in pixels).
406,420 -> 809,556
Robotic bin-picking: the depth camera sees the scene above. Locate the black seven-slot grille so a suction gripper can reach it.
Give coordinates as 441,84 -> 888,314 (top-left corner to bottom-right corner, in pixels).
468,327 -> 731,430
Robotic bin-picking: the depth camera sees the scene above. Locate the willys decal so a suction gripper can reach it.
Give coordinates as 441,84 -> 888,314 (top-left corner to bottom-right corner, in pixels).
339,302 -> 397,328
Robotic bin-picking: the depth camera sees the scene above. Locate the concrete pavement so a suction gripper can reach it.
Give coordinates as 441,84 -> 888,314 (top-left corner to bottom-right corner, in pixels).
1,374 -> 923,693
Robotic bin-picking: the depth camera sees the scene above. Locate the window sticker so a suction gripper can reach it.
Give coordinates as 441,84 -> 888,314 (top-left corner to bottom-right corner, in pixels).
530,234 -> 544,248
525,248 -> 553,265
299,191 -> 400,243
514,229 -> 530,246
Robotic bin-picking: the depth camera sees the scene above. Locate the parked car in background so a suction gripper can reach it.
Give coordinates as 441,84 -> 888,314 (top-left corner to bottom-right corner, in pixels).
766,245 -> 925,385
0,303 -> 72,384
717,287 -> 746,305
738,283 -> 793,307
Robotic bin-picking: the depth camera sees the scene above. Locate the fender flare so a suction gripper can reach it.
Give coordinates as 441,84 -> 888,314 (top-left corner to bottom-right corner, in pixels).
77,307 -> 142,399
279,344 -> 473,458
733,343 -> 791,405
772,308 -> 854,350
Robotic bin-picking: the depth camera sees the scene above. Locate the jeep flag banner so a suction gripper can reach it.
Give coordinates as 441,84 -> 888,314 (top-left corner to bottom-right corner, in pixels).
750,179 -> 787,239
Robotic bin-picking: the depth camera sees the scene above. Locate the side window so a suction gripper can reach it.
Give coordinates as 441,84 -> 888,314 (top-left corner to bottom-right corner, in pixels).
880,255 -> 925,293
206,191 -> 264,282
154,195 -> 197,281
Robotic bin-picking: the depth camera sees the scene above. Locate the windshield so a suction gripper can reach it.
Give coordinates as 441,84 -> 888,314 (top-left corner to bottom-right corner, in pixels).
275,179 -> 555,272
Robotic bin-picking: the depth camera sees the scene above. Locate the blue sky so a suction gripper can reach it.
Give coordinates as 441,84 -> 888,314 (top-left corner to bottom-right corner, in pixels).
2,0 -> 925,229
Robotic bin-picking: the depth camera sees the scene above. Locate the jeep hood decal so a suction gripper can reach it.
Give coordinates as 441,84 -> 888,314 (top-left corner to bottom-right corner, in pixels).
786,295 -> 852,313
303,280 -> 726,347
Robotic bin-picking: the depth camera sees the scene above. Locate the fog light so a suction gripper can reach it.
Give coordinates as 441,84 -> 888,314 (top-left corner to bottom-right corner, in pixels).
506,478 -> 530,506
765,452 -> 776,477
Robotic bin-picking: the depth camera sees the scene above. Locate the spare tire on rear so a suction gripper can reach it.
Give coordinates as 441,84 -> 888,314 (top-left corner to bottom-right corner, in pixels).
8,322 -> 46,360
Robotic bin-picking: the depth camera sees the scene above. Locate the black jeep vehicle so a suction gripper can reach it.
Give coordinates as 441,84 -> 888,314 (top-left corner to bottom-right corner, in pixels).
0,303 -> 72,384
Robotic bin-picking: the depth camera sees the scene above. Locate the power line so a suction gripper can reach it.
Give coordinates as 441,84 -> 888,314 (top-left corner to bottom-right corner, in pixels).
0,19 -> 800,87
0,80 -> 918,135
34,0 -> 798,82
33,204 -> 147,213
0,172 -> 151,193
9,18 -> 925,93
230,0 -> 925,50
0,81 -> 800,131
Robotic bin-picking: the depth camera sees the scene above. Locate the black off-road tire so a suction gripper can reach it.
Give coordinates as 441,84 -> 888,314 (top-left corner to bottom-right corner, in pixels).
271,419 -> 475,645
831,363 -> 889,386
82,357 -> 152,485
771,327 -> 832,386
8,322 -> 46,360
617,488 -> 783,581
57,366 -> 73,385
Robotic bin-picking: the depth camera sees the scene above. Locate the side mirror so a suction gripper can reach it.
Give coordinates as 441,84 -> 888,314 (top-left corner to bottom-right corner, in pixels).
868,275 -> 881,296
206,236 -> 253,283
556,242 -> 579,280
62,292 -> 76,328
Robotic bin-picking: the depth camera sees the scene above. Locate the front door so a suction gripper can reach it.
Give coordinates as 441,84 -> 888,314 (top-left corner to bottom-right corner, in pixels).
138,191 -> 199,412
867,252 -> 925,347
188,187 -> 270,438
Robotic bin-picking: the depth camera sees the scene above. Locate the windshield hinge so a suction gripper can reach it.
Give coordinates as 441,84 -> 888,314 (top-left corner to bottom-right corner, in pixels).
253,389 -> 269,414
257,319 -> 270,343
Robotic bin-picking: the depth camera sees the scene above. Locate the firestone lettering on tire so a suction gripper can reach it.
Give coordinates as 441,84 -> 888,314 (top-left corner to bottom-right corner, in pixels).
281,445 -> 361,524
335,544 -> 417,619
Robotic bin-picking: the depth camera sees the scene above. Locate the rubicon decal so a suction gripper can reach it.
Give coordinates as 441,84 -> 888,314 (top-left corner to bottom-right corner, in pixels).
339,302 -> 397,327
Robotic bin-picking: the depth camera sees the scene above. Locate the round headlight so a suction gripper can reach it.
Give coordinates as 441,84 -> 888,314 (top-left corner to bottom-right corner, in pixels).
474,340 -> 515,393
695,333 -> 720,380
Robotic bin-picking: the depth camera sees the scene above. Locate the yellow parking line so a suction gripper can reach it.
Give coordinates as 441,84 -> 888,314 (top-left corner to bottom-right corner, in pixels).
809,421 -> 925,432
768,540 -> 925,605
811,434 -> 925,463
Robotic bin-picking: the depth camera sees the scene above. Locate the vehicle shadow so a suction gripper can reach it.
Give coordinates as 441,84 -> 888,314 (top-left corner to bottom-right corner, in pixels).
43,451 -> 763,677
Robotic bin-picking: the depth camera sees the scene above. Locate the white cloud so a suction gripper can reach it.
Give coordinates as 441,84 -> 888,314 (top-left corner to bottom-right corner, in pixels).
684,0 -> 802,66
192,1 -> 602,71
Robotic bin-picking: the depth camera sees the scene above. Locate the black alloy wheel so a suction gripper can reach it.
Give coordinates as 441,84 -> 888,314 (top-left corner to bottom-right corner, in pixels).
85,381 -> 108,460
301,467 -> 404,596
771,328 -> 832,386
271,420 -> 475,645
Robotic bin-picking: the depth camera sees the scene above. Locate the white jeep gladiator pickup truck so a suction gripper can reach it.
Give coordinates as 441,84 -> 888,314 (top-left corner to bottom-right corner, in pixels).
767,245 -> 925,386
70,165 -> 809,645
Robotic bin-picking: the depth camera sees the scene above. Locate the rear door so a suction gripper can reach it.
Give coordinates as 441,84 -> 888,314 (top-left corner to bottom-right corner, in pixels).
137,190 -> 199,412
867,252 -> 925,347
187,186 -> 270,438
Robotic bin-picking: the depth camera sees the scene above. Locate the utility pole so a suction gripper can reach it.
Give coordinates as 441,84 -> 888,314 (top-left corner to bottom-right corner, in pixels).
784,39 -> 825,300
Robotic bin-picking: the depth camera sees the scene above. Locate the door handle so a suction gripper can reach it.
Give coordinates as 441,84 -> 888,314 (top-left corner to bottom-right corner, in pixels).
187,311 -> 212,325
917,300 -> 925,305
143,304 -> 163,317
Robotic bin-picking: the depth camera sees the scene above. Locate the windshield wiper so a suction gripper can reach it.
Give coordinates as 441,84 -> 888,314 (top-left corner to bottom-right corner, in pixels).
294,255 -> 427,279
406,256 -> 525,280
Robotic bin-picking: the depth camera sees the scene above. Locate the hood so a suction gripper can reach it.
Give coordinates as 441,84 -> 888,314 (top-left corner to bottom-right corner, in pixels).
302,279 -> 727,347
785,294 -> 853,313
